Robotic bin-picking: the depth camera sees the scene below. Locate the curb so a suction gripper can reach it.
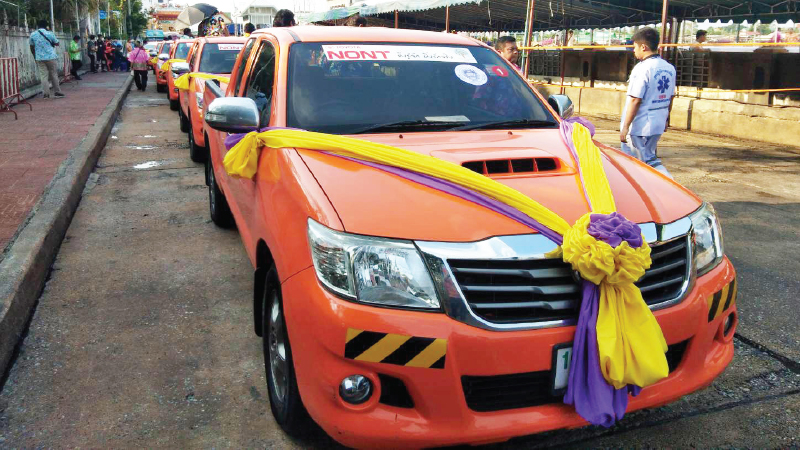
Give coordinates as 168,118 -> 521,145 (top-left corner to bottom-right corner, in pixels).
0,74 -> 134,379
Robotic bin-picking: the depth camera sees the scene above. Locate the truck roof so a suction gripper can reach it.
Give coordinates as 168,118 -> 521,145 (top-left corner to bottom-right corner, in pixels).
198,36 -> 248,43
254,26 -> 485,46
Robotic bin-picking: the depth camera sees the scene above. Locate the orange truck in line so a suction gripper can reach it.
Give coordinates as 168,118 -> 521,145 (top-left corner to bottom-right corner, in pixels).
165,39 -> 194,110
176,36 -> 246,163
153,41 -> 172,93
199,27 -> 737,448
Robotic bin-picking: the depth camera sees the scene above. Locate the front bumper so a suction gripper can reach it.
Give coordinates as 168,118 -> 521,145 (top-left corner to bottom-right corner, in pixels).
282,257 -> 737,448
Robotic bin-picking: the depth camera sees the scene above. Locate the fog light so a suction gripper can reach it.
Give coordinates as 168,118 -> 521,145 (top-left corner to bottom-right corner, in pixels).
723,313 -> 735,337
339,375 -> 372,404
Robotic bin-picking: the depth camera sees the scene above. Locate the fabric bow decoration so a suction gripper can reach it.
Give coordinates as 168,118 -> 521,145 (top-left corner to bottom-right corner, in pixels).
221,118 -> 669,426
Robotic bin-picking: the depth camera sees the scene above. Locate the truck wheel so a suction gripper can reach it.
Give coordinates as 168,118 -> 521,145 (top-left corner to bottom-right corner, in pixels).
179,109 -> 190,133
156,83 -> 166,93
208,160 -> 234,228
169,97 -> 179,111
188,116 -> 207,163
262,266 -> 310,437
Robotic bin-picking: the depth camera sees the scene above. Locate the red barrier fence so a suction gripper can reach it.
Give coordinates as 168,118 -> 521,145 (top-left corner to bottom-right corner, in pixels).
0,58 -> 32,120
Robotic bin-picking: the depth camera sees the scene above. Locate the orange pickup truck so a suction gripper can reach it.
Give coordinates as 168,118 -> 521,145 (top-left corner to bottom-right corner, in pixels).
177,36 -> 245,163
153,41 -> 172,93
165,39 -> 194,110
200,27 -> 737,448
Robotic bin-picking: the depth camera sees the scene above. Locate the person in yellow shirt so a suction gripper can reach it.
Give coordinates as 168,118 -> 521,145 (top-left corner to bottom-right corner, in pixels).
244,22 -> 255,37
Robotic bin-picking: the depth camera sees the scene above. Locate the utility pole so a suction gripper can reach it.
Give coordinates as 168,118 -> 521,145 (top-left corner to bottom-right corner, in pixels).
49,0 -> 55,29
107,1 -> 111,37
127,0 -> 132,38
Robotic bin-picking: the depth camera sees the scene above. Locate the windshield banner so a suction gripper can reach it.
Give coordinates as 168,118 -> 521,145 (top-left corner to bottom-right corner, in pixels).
217,44 -> 243,51
321,45 -> 477,63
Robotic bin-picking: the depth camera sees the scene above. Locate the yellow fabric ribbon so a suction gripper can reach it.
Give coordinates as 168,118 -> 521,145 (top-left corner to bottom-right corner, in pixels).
149,57 -> 158,65
222,125 -> 668,388
223,129 -> 570,234
174,73 -> 231,91
160,58 -> 186,71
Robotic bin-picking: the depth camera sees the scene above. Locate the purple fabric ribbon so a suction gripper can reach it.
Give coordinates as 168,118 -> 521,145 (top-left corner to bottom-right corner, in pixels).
564,281 -> 641,428
588,212 -> 643,248
338,156 -> 564,245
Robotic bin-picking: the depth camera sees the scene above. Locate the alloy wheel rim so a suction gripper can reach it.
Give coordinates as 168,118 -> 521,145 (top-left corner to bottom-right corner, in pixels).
268,292 -> 288,404
209,168 -> 216,213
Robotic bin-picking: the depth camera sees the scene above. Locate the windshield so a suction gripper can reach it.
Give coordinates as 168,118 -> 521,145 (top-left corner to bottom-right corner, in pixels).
198,43 -> 243,73
160,42 -> 172,55
174,43 -> 191,59
286,43 -> 555,134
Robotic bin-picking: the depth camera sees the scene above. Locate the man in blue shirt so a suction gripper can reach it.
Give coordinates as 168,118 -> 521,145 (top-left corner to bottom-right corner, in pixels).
29,19 -> 65,99
620,27 -> 675,178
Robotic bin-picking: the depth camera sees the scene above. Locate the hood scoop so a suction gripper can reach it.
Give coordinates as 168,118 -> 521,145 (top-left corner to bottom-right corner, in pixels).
462,157 -> 564,177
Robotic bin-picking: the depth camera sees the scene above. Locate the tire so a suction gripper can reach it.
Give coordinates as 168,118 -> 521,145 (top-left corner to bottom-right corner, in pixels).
204,157 -> 211,186
208,159 -> 234,228
179,109 -> 190,133
169,97 -> 179,111
156,83 -> 166,93
262,265 -> 310,437
188,115 -> 207,163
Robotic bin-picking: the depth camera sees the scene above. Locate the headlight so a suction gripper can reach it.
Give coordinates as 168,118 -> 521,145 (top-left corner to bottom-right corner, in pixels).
195,92 -> 204,110
690,203 -> 724,276
171,71 -> 180,79
307,219 -> 441,310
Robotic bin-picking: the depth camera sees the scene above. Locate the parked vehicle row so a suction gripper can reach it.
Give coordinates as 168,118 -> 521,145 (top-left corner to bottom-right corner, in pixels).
163,26 -> 737,448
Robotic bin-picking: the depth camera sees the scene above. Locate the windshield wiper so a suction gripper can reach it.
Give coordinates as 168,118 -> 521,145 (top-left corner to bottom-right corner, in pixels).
451,119 -> 558,131
349,120 -> 469,135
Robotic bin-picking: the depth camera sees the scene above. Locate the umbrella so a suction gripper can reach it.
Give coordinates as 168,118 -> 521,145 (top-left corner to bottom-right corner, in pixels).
175,3 -> 218,29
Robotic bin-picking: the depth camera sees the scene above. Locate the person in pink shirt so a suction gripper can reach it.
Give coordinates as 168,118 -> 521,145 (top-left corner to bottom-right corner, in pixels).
128,41 -> 151,91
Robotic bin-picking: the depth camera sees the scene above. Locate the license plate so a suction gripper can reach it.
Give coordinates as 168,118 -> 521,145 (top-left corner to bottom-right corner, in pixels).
551,343 -> 573,394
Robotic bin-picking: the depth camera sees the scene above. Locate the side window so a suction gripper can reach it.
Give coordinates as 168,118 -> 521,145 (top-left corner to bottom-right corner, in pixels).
244,42 -> 276,126
231,38 -> 257,96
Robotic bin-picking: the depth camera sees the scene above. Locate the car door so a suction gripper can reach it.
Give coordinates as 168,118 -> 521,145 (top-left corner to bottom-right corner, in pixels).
226,37 -> 278,246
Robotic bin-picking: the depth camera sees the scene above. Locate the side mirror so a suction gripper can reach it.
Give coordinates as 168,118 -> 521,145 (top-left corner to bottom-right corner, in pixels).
205,97 -> 260,133
548,94 -> 574,119
158,52 -> 170,60
171,61 -> 190,75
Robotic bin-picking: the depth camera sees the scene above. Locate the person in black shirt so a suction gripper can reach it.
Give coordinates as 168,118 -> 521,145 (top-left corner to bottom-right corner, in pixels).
96,36 -> 107,72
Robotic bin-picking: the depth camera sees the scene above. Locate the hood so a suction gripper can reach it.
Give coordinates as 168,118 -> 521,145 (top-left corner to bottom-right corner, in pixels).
298,129 -> 701,242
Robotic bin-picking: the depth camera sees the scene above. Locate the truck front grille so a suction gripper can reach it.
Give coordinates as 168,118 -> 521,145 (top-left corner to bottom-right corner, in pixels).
448,235 -> 690,324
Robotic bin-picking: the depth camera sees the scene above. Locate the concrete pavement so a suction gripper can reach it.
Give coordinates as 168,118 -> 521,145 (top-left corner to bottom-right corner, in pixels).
0,72 -> 130,252
0,94 -> 799,447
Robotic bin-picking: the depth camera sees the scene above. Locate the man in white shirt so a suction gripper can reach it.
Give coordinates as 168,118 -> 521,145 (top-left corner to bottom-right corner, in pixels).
620,27 -> 676,178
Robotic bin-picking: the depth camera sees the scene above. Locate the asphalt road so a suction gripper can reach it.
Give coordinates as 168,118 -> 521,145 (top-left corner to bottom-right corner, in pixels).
0,87 -> 798,448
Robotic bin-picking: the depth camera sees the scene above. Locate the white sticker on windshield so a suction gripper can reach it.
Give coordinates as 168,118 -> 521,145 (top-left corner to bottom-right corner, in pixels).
217,44 -> 243,51
425,115 -> 470,122
322,45 -> 477,63
454,64 -> 487,86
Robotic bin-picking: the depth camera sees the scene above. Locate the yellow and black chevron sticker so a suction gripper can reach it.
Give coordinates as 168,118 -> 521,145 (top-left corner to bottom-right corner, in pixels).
707,278 -> 738,322
344,328 -> 447,369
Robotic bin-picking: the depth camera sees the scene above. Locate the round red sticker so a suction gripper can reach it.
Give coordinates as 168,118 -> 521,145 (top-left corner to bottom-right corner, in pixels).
491,66 -> 509,77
